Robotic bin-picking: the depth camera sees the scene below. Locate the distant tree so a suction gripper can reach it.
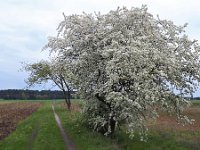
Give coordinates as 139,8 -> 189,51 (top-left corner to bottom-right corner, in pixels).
0,89 -> 65,100
24,59 -> 75,109
45,5 -> 200,139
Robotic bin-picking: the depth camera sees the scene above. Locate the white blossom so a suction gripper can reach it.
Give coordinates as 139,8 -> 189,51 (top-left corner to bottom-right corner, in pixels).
45,5 -> 200,138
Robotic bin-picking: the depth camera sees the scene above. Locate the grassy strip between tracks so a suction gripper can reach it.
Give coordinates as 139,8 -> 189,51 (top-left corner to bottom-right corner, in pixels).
0,102 -> 66,150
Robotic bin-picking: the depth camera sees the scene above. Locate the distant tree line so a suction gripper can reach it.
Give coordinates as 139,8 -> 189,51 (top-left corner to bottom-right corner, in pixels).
187,97 -> 200,100
0,89 -> 76,100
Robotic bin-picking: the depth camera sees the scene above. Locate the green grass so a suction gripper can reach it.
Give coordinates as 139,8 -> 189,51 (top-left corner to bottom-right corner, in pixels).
55,104 -> 121,150
56,102 -> 198,150
0,102 -> 66,150
0,100 -> 199,150
191,100 -> 200,107
191,99 -> 200,102
114,130 -> 189,150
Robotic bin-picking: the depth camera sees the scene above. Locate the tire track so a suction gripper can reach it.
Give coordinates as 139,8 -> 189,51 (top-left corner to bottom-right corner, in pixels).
52,105 -> 76,150
28,122 -> 40,150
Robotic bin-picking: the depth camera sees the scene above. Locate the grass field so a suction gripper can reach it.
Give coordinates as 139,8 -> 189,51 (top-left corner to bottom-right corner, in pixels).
0,101 -> 66,150
0,100 -> 122,150
0,100 -> 199,150
55,102 -> 121,150
55,101 -> 200,150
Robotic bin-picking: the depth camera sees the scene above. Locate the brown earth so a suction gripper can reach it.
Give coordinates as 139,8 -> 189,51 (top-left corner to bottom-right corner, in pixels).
0,102 -> 42,140
56,102 -> 81,112
147,106 -> 200,149
58,102 -> 200,131
148,107 -> 200,131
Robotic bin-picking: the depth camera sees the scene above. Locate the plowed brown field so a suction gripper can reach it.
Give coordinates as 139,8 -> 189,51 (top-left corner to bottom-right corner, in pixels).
148,106 -> 200,131
0,102 -> 42,140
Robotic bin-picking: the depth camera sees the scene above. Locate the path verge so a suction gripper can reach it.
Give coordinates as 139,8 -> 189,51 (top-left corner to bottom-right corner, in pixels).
52,105 -> 76,150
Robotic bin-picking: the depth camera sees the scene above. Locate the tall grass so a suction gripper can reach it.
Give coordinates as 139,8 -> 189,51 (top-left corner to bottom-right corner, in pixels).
55,103 -> 121,150
56,102 -> 194,150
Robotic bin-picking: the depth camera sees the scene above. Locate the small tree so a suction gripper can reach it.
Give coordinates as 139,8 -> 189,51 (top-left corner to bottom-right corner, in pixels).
24,59 -> 75,109
45,6 -> 200,138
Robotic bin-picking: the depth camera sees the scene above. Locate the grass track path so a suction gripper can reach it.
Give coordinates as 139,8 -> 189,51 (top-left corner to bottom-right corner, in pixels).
0,102 -> 66,150
52,105 -> 76,150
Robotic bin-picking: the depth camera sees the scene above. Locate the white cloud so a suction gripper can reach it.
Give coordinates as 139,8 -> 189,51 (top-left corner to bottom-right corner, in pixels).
0,0 -> 200,90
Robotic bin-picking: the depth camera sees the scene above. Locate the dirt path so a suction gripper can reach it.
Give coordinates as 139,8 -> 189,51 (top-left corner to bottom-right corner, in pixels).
52,105 -> 76,150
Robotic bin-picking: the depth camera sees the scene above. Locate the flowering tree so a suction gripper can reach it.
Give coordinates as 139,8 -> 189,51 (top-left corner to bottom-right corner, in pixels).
45,6 -> 200,138
24,59 -> 75,109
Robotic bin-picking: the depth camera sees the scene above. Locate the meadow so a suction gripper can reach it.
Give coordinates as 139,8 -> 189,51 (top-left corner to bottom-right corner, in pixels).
0,99 -> 199,150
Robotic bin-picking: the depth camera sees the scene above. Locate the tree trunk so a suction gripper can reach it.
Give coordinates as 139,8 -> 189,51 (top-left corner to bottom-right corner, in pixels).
95,93 -> 116,135
63,90 -> 71,110
65,99 -> 71,110
109,116 -> 116,136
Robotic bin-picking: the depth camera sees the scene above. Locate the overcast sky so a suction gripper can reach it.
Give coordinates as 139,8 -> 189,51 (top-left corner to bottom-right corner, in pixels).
0,0 -> 200,95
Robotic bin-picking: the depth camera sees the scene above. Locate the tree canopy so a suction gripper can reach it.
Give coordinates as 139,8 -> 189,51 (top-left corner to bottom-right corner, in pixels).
24,58 -> 75,109
41,5 -> 200,139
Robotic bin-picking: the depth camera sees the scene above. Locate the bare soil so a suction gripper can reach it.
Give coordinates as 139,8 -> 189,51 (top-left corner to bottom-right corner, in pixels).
57,102 -> 81,112
0,102 -> 42,140
148,107 -> 200,131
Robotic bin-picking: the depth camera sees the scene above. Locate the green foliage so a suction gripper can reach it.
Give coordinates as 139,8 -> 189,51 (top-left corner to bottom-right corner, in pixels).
24,61 -> 51,86
23,58 -> 76,108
